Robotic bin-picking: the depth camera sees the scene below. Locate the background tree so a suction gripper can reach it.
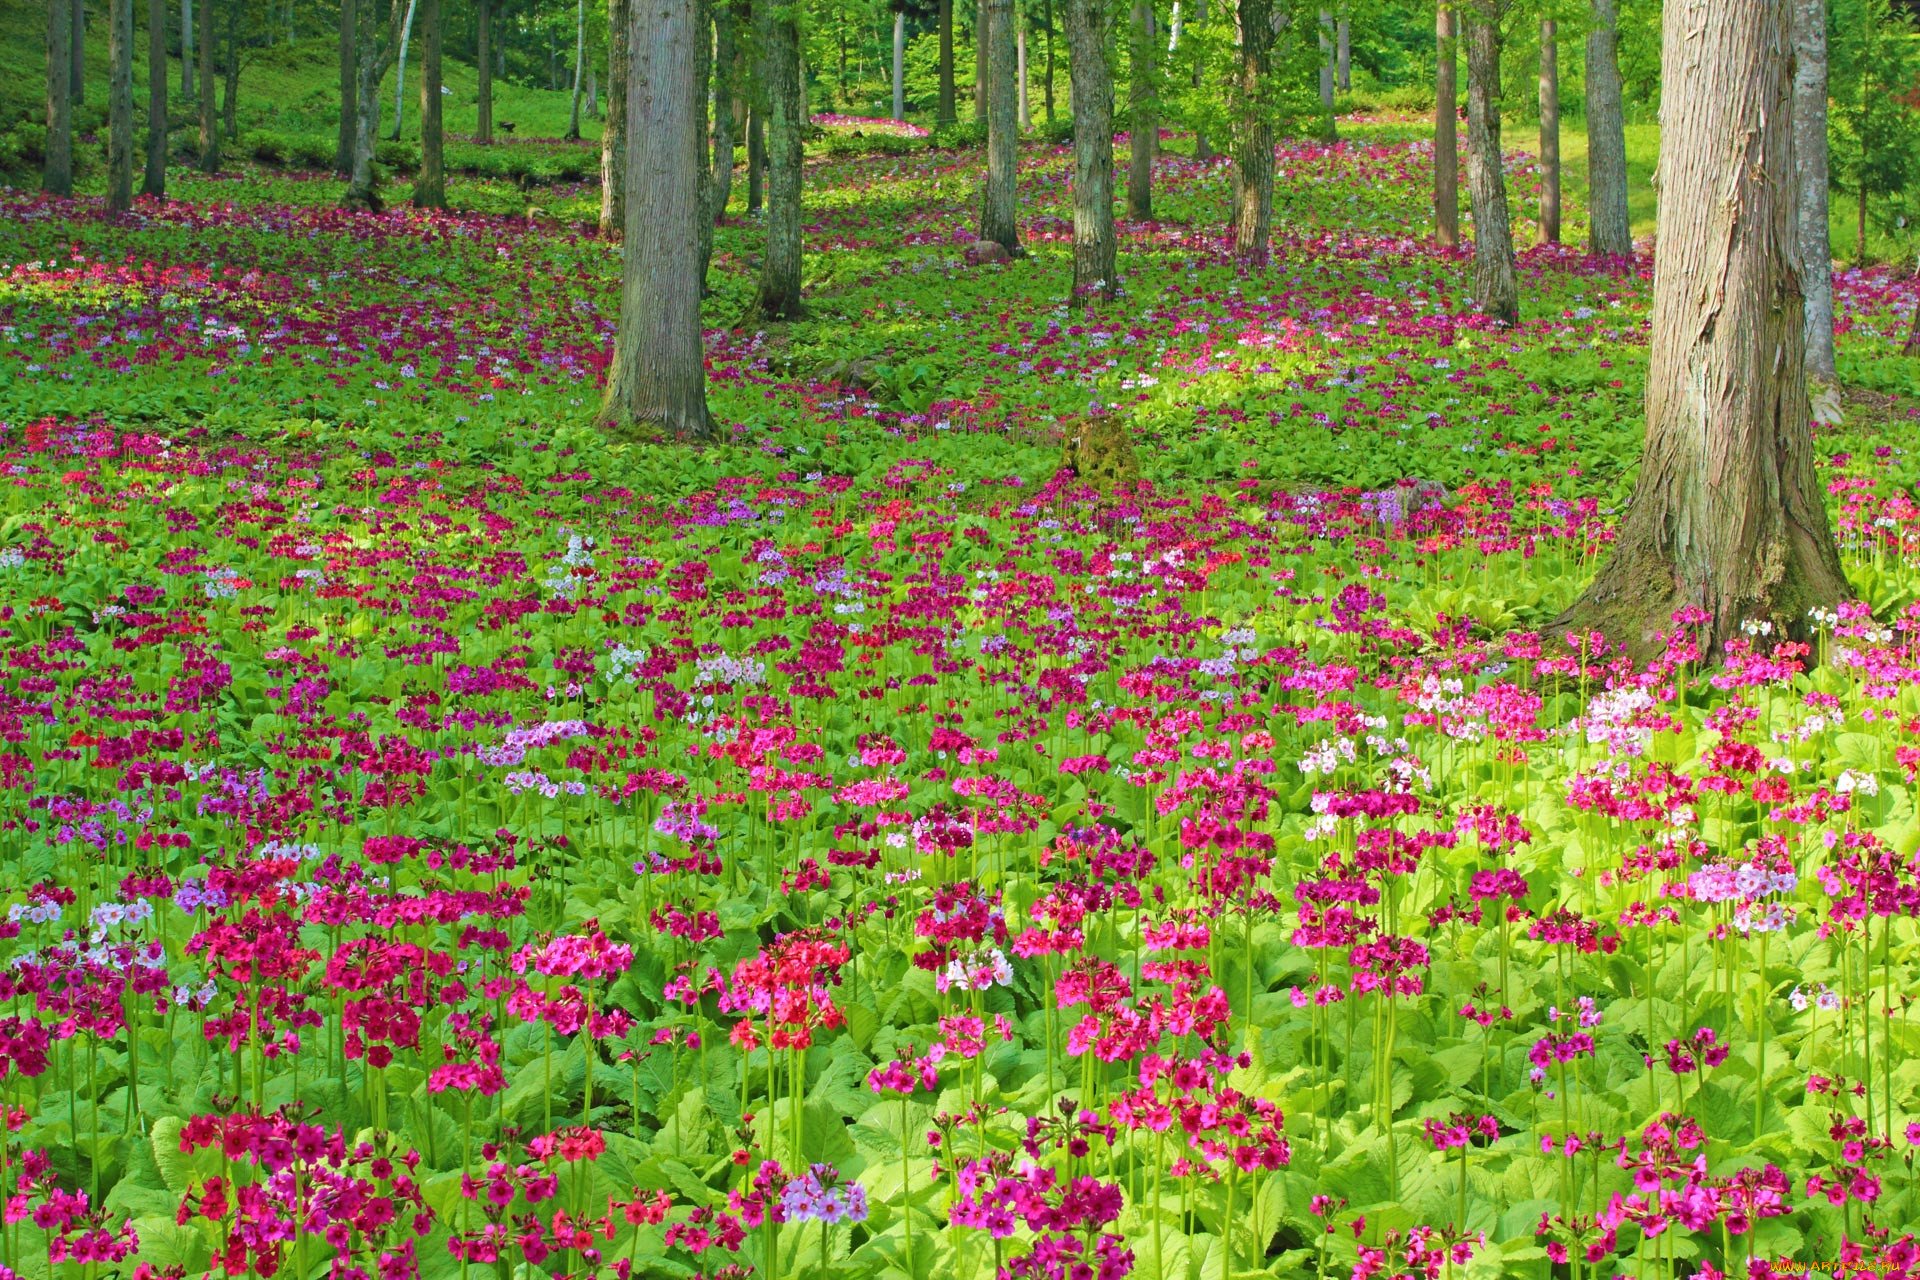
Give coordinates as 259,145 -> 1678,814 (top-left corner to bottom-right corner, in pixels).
182,0 -> 193,97
938,0 -> 956,122
144,0 -> 166,197
196,0 -> 216,171
413,0 -> 445,208
1462,0 -> 1516,324
45,0 -> 73,197
476,0 -> 493,143
712,1 -> 737,222
73,0 -> 86,106
1065,0 -> 1115,300
566,0 -> 585,139
753,0 -> 805,318
344,0 -> 408,210
1584,0 -> 1631,256
337,0 -> 356,170
603,0 -> 713,440
1127,0 -> 1156,222
979,0 -> 1020,251
1537,9 -> 1558,245
1557,0 -> 1847,654
1434,2 -> 1457,246
1230,0 -> 1273,262
1796,0 -> 1835,384
602,0 -> 630,232
390,0 -> 421,139
108,0 -> 133,212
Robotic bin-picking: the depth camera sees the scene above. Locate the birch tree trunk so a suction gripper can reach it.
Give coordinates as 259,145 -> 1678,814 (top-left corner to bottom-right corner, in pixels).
108,0 -> 133,212
1794,0 -> 1835,384
338,0 -> 356,169
602,0 -> 630,231
567,0 -> 584,139
392,0 -> 418,140
980,0 -> 1021,250
1538,17 -> 1559,245
413,0 -> 444,207
892,6 -> 906,121
1557,0 -> 1846,655
196,0 -> 216,171
753,0 -> 804,318
938,0 -> 956,124
1127,0 -> 1155,221
1065,0 -> 1115,301
1231,0 -> 1273,262
1434,2 -> 1457,246
476,0 -> 492,143
145,0 -> 166,197
602,0 -> 713,440
1463,0 -> 1516,325
1584,0 -> 1631,257
45,0 -> 73,197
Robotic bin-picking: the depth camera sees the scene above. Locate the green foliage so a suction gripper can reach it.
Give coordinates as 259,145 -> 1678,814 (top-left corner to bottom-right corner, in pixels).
1830,0 -> 1920,260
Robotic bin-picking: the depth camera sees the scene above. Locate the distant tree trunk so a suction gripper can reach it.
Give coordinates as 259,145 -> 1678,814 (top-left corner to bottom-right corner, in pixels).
1230,0 -> 1272,262
108,0 -> 133,211
1584,0 -> 1631,256
566,0 -> 584,139
1434,2 -> 1457,246
1043,0 -> 1054,124
1463,1 -> 1516,324
182,0 -> 193,97
753,0 -> 803,318
1127,0 -> 1154,220
345,0 -> 406,210
1537,17 -> 1559,245
974,0 -> 988,124
602,0 -> 712,440
413,0 -> 444,207
1318,9 -> 1334,112
1336,14 -> 1349,89
196,0 -> 216,170
337,0 -> 356,168
980,0 -> 1020,250
221,0 -> 238,138
601,0 -> 629,230
938,0 -> 956,124
73,1 -> 86,105
712,0 -> 735,220
892,5 -> 905,120
45,0 -> 74,197
392,0 -> 418,139
1557,0 -> 1846,656
476,0 -> 493,143
696,0 -> 714,281
587,65 -> 597,116
747,103 -> 764,211
144,0 -> 166,196
1065,0 -> 1115,301
1190,0 -> 1208,158
1016,5 -> 1030,129
1794,0 -> 1835,383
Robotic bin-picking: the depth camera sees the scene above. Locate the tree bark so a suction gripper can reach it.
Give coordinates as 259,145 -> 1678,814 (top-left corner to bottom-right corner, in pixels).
974,0 -> 988,123
1190,0 -> 1208,158
1558,0 -> 1846,657
712,0 -> 736,222
196,0 -> 216,171
144,0 -> 166,197
1127,0 -> 1154,221
1794,0 -> 1835,383
892,6 -> 906,121
696,0 -> 713,282
344,0 -> 406,210
747,103 -> 763,212
1230,0 -> 1272,262
1538,17 -> 1558,245
182,0 -> 193,98
1017,5 -> 1030,130
1434,2 -> 1457,246
1463,1 -> 1516,325
1065,0 -> 1115,301
108,0 -> 134,212
1318,9 -> 1334,114
476,0 -> 492,143
938,0 -> 957,124
45,0 -> 74,197
392,0 -> 419,139
1336,14 -> 1348,90
980,0 -> 1020,250
602,0 -> 713,441
601,0 -> 630,231
753,0 -> 804,318
413,0 -> 444,207
1584,0 -> 1631,257
338,0 -> 356,169
567,0 -> 585,139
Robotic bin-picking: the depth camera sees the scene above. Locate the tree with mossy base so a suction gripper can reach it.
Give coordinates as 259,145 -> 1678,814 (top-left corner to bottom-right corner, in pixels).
1061,414 -> 1139,491
1553,0 -> 1848,659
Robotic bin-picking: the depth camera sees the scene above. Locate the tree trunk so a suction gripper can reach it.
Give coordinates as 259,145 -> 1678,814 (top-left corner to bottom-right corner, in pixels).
601,0 -> 630,231
196,0 -> 216,171
747,103 -> 763,212
108,0 -> 133,212
73,1 -> 86,105
1537,17 -> 1559,245
753,0 -> 804,318
1127,0 -> 1154,221
1318,9 -> 1333,113
45,0 -> 73,197
892,7 -> 905,121
413,0 -> 444,207
392,0 -> 418,139
338,0 -> 356,168
1558,0 -> 1846,657
1016,6 -> 1030,130
696,0 -> 713,282
587,65 -> 597,117
1230,0 -> 1272,262
1584,0 -> 1631,257
182,0 -> 193,98
221,0 -> 238,138
712,0 -> 735,222
476,0 -> 492,143
1065,0 -> 1115,301
345,0 -> 406,210
1463,2 -> 1516,325
980,0 -> 1020,250
1336,15 -> 1348,90
602,0 -> 712,441
1043,0 -> 1054,125
567,0 -> 584,139
1434,2 -> 1457,246
144,0 -> 166,197
974,0 -> 989,124
1190,0 -> 1207,158
1794,0 -> 1835,384
938,0 -> 956,124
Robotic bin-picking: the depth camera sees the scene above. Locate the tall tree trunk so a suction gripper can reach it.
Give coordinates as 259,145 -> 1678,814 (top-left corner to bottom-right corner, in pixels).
1318,8 -> 1334,113
108,0 -> 133,211
413,0 -> 444,207
337,0 -> 356,169
601,0 -> 630,231
45,0 -> 74,197
1538,17 -> 1559,245
1065,0 -> 1115,301
747,102 -> 764,212
1557,0 -> 1846,656
1043,0 -> 1054,125
196,0 -> 216,171
1230,0 -> 1272,262
974,0 -> 988,123
1434,2 -> 1457,246
938,0 -> 956,124
1463,2 -> 1516,325
345,0 -> 406,210
602,0 -> 712,440
476,0 -> 492,143
1794,0 -> 1835,384
221,0 -> 238,138
980,0 -> 1020,250
182,0 -> 193,97
144,0 -> 166,197
1016,5 -> 1030,130
1584,0 -> 1631,256
892,6 -> 906,121
1336,15 -> 1349,90
696,0 -> 714,282
587,65 -> 597,116
753,0 -> 803,318
567,0 -> 584,139
712,0 -> 736,221
392,0 -> 419,139
73,1 -> 86,105
1127,0 -> 1154,221
1190,0 -> 1208,158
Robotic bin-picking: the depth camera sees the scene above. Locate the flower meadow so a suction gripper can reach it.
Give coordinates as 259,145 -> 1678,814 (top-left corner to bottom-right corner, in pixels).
6,124 -> 1920,1280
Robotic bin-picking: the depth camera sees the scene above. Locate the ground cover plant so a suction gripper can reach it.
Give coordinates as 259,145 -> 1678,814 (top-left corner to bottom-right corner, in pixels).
12,5 -> 1920,1280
